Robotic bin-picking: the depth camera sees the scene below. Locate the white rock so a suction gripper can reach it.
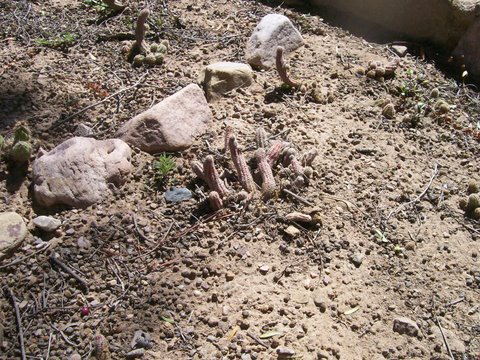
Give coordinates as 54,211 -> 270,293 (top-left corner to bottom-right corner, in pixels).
284,225 -> 300,237
0,212 -> 27,258
32,216 -> 61,232
391,45 -> 408,57
246,14 -> 304,69
198,62 -> 253,101
32,137 -> 132,208
117,84 -> 213,153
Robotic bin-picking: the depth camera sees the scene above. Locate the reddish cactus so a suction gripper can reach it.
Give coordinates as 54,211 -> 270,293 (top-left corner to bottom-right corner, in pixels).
267,141 -> 288,168
301,148 -> 318,167
224,125 -> 233,153
208,191 -> 223,211
203,155 -> 229,198
276,46 -> 300,88
256,148 -> 276,199
191,160 -> 205,181
289,155 -> 303,175
94,334 -> 111,360
228,137 -> 255,193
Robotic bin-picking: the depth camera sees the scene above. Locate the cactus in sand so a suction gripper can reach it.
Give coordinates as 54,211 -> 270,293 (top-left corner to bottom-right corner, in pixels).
190,160 -> 205,181
203,155 -> 229,198
256,148 -> 276,199
276,46 -> 300,89
255,127 -> 268,149
228,136 -> 255,193
208,191 -> 223,211
267,140 -> 288,168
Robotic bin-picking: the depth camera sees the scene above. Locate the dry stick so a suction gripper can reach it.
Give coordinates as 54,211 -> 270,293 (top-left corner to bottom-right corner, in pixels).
282,188 -> 314,206
5,287 -> 26,360
52,71 -> 148,128
49,255 -> 89,292
0,242 -> 50,270
435,317 -> 455,360
246,332 -> 269,349
129,222 -> 174,261
385,164 -> 439,224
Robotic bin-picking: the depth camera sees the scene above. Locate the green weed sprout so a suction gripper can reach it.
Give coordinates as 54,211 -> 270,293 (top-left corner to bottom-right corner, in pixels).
152,153 -> 176,184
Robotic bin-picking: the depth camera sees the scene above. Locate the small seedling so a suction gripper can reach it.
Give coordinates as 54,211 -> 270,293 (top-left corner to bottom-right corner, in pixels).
35,32 -> 77,50
374,229 -> 388,243
152,153 -> 176,184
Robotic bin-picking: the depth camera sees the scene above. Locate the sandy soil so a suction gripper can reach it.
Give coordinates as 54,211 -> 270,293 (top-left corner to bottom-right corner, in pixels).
0,1 -> 479,359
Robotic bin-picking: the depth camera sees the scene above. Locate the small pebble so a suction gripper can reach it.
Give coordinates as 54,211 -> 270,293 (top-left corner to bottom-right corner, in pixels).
259,265 -> 269,275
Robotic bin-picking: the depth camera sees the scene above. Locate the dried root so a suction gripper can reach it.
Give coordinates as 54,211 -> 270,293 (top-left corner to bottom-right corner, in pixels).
276,46 -> 301,88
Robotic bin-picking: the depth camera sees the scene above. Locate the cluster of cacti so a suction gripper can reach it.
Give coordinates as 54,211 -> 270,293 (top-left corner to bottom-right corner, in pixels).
459,180 -> 480,220
366,59 -> 399,81
2,123 -> 33,163
122,9 -> 169,67
191,126 -> 318,210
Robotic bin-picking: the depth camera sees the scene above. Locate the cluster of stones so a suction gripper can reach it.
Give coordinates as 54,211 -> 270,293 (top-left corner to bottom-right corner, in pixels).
459,180 -> 480,219
191,126 -> 317,211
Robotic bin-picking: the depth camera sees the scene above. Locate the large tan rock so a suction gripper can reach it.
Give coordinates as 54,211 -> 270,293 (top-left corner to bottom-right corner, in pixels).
309,0 -> 480,48
0,212 -> 27,259
32,137 -> 132,208
246,14 -> 304,69
117,84 -> 213,153
198,62 -> 253,101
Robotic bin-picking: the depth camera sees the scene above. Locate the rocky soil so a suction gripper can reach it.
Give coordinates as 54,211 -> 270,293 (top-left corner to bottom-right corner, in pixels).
0,1 -> 479,359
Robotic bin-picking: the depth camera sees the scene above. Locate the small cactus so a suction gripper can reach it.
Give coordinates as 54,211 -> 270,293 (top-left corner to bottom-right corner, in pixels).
267,141 -> 288,168
256,148 -> 276,199
14,124 -> 31,142
466,193 -> 480,212
94,334 -> 111,360
191,160 -> 205,181
203,155 -> 229,198
255,127 -> 268,149
301,148 -> 318,167
276,46 -> 300,88
228,137 -> 255,193
208,191 -> 223,211
10,141 -> 32,162
289,155 -> 303,176
224,125 -> 233,153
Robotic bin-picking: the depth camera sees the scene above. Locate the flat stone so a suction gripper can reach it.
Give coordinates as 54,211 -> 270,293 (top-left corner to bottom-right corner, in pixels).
117,84 -> 213,153
198,62 -> 253,101
246,14 -> 304,69
284,225 -> 300,237
391,45 -> 408,57
164,187 -> 192,203
276,347 -> 296,357
0,212 -> 27,258
393,316 -> 420,337
32,216 -> 61,232
32,137 -> 132,208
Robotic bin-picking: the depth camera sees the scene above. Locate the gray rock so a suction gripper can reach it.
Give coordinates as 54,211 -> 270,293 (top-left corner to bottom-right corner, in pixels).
164,187 -> 192,203
32,216 -> 61,232
74,123 -> 93,137
276,347 -> 296,357
0,212 -> 27,258
391,45 -> 408,57
246,14 -> 304,69
32,137 -> 132,208
198,62 -> 253,101
350,252 -> 364,268
117,84 -> 213,153
393,316 -> 420,337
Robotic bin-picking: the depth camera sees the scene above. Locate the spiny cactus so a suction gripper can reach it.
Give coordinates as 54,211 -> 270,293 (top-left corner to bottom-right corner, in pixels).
10,141 -> 32,163
208,191 -> 223,211
228,136 -> 255,193
267,140 -> 288,168
191,160 -> 205,181
301,148 -> 318,167
256,148 -> 276,199
255,127 -> 268,149
224,125 -> 233,153
289,155 -> 304,176
203,155 -> 229,198
276,46 -> 300,89
94,334 -> 111,360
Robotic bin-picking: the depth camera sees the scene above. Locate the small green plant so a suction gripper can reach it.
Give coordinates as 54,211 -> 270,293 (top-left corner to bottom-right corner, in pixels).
152,153 -> 176,184
374,229 -> 388,243
83,0 -> 109,11
35,32 -> 77,50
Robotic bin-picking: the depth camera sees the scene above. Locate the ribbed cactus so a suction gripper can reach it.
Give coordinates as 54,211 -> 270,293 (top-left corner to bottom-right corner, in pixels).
224,125 -> 233,153
128,9 -> 149,62
190,160 -> 205,181
228,137 -> 255,193
255,127 -> 268,149
10,141 -> 32,163
256,148 -> 276,199
267,141 -> 288,168
203,155 -> 229,198
94,334 -> 111,360
301,148 -> 318,167
208,191 -> 223,211
289,155 -> 303,175
276,46 -> 300,88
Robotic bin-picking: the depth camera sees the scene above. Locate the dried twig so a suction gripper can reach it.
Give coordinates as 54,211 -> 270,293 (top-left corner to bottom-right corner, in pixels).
49,255 -> 89,292
4,287 -> 26,360
0,242 -> 50,270
435,317 -> 455,360
276,46 -> 300,88
385,164 -> 439,224
246,331 -> 269,349
52,71 -> 148,128
282,188 -> 314,206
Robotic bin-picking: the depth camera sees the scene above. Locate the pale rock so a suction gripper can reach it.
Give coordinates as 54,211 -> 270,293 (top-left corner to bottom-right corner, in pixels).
284,225 -> 300,237
0,212 -> 27,258
32,137 -> 132,208
259,265 -> 270,274
117,84 -> 213,153
32,216 -> 61,232
246,14 -> 304,69
393,316 -> 420,337
391,45 -> 408,57
198,62 -> 253,101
